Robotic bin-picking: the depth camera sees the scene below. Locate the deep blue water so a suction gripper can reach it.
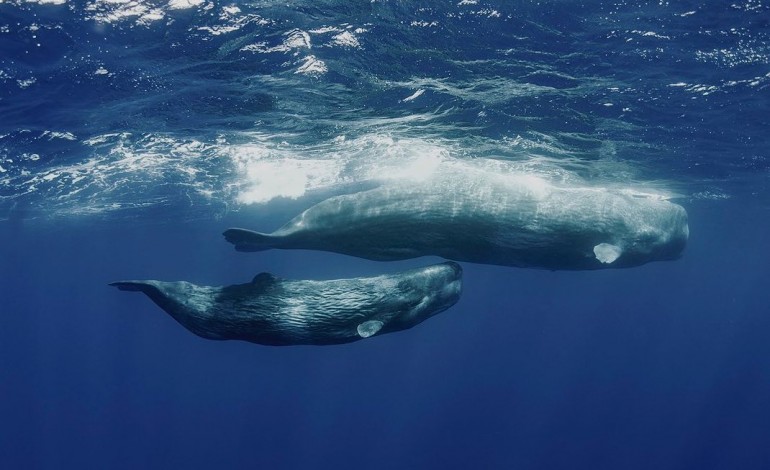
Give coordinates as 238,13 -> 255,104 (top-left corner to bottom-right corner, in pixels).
1,1 -> 770,469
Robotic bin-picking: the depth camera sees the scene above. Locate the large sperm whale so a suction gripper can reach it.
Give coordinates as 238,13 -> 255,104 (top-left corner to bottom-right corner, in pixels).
110,262 -> 462,346
224,167 -> 688,270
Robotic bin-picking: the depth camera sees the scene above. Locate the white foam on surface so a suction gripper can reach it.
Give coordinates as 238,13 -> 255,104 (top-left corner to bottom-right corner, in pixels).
402,89 -> 425,102
331,31 -> 360,48
167,0 -> 203,10
241,29 -> 311,53
41,131 -> 77,141
234,158 -> 341,204
0,124 -> 675,219
284,29 -> 312,50
85,0 -> 165,25
385,75 -> 582,106
2,133 -> 223,217
17,78 -> 36,89
295,56 -> 327,75
377,150 -> 444,183
224,133 -> 616,206
310,26 -> 341,34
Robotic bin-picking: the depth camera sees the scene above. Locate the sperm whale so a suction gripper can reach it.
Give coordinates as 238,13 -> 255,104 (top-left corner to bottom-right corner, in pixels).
224,167 -> 688,270
110,262 -> 462,346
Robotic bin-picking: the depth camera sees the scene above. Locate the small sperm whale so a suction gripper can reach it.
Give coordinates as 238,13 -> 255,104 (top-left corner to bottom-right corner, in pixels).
110,262 -> 462,346
224,167 -> 688,270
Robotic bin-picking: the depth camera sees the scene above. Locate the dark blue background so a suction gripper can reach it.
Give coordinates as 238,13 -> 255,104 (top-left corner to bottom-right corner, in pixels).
2,200 -> 769,470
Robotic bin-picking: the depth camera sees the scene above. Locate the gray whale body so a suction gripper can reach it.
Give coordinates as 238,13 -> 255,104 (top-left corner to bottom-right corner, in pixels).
224,168 -> 689,270
110,262 -> 462,346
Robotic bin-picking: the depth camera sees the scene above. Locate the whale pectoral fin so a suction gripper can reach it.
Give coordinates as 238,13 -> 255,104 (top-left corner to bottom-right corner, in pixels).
357,320 -> 384,338
223,228 -> 279,252
593,243 -> 622,264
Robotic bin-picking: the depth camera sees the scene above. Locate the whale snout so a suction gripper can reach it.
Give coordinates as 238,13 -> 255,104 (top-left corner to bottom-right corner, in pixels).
437,261 -> 463,303
415,261 -> 462,288
443,261 -> 463,280
648,206 -> 689,262
429,261 -> 463,281
610,202 -> 689,267
667,223 -> 689,259
409,261 -> 463,310
383,262 -> 463,331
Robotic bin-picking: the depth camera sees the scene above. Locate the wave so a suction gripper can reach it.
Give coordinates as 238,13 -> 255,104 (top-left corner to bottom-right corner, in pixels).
1,1 -> 768,220
0,126 -> 685,220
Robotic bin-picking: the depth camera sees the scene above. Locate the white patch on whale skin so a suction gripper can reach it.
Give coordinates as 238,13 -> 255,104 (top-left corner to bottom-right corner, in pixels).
594,243 -> 622,264
357,320 -> 384,338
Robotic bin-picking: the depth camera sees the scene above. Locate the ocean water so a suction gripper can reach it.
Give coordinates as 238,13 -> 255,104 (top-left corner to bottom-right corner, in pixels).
1,1 -> 769,469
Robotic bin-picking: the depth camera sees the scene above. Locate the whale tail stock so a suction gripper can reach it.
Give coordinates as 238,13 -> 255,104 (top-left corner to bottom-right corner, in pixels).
223,228 -> 280,252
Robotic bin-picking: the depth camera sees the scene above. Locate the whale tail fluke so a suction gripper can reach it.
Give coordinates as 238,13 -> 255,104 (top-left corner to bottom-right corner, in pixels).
109,281 -> 157,293
109,281 -> 176,312
223,228 -> 279,252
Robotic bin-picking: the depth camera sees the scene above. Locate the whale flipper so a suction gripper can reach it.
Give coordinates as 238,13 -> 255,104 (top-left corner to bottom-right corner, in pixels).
357,320 -> 384,338
223,228 -> 279,252
593,243 -> 622,264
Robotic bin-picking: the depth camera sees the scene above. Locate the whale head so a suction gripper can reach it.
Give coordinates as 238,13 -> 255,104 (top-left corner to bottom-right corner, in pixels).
385,261 -> 463,330
595,200 -> 689,268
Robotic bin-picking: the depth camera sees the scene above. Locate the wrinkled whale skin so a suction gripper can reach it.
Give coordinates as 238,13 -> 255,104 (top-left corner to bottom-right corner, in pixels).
110,262 -> 462,346
225,170 -> 688,270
